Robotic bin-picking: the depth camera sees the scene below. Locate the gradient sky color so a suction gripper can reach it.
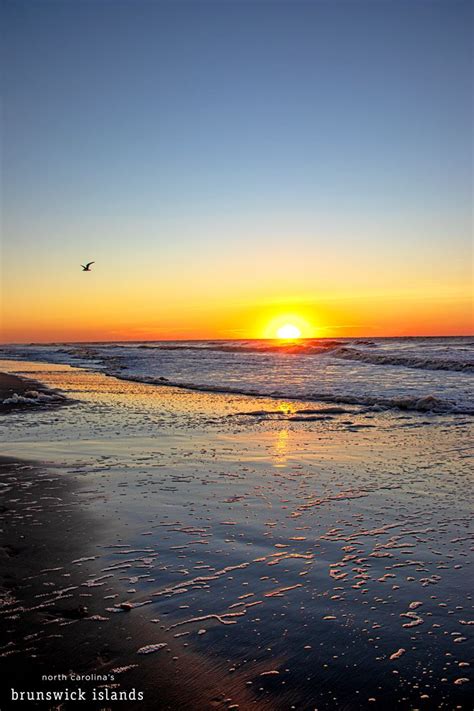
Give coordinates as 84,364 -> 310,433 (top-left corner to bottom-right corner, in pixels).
1,0 -> 472,342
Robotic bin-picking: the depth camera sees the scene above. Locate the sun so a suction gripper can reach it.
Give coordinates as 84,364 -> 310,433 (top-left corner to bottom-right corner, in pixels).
276,323 -> 302,340
261,312 -> 315,339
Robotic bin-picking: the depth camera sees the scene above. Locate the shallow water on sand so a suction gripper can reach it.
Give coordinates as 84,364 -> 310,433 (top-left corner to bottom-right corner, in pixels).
1,337 -> 473,414
0,360 -> 472,710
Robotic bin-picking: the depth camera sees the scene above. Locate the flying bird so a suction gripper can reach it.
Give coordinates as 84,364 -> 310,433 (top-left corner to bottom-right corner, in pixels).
81,262 -> 95,272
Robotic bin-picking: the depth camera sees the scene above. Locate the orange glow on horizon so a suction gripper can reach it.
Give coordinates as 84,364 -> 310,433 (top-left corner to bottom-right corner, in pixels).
0,278 -> 472,343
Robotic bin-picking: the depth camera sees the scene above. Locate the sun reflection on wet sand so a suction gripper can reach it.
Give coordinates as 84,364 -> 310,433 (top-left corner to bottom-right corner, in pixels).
273,428 -> 289,467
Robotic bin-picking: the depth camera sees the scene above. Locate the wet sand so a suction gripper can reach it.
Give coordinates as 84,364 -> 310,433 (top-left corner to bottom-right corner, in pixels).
0,360 -> 472,710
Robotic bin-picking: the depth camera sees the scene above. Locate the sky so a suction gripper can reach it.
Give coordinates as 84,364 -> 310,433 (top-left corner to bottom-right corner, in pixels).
1,0 -> 472,341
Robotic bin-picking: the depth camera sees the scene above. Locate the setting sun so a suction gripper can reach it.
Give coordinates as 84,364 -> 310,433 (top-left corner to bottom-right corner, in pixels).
276,324 -> 302,340
262,313 -> 315,339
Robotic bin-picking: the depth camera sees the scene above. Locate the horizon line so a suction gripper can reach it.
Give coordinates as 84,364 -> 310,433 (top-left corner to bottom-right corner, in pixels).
1,334 -> 473,346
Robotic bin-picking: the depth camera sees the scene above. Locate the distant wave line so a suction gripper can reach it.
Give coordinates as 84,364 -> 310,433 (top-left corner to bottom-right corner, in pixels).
95,342 -> 474,372
332,347 -> 474,373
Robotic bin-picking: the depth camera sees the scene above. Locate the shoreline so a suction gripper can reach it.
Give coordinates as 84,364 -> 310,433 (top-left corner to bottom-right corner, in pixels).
1,335 -> 473,417
0,359 -> 472,710
2,357 -> 473,416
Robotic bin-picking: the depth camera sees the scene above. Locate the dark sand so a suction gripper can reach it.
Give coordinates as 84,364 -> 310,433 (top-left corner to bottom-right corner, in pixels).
0,360 -> 472,710
0,456 -> 273,711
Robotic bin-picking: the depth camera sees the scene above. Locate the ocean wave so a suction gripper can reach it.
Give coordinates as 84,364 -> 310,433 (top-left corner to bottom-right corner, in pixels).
332,347 -> 474,373
105,370 -> 474,415
134,340 -> 345,354
1,339 -> 472,416
72,340 -> 474,371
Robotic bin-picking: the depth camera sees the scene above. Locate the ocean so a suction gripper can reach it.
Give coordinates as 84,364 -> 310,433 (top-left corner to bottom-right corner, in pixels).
1,336 -> 473,414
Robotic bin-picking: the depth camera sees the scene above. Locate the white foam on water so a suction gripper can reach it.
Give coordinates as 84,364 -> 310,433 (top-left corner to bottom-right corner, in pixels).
1,337 -> 472,414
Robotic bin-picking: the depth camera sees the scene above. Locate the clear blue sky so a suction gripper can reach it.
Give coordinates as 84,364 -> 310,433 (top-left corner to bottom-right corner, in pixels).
2,0 -> 473,340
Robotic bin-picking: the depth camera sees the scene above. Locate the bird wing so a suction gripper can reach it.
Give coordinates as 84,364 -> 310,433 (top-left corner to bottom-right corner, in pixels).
85,262 -> 95,268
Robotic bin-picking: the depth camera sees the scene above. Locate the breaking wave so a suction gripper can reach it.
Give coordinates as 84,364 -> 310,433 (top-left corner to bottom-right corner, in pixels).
83,339 -> 474,372
106,371 -> 474,415
134,339 -> 345,354
332,347 -> 474,373
1,337 -> 472,416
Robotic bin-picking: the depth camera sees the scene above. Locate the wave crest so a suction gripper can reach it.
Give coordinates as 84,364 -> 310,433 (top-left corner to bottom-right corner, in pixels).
333,347 -> 474,373
109,371 -> 473,415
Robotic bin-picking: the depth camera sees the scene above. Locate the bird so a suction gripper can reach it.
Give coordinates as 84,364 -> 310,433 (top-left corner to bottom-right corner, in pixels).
81,262 -> 95,271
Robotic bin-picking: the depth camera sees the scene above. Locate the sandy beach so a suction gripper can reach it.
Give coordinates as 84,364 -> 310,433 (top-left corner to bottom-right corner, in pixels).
0,359 -> 472,710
